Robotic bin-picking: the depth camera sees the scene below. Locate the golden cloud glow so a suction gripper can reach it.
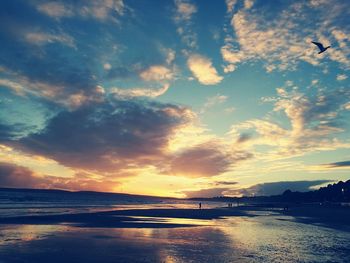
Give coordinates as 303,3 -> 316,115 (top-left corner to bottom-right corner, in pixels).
187,54 -> 223,85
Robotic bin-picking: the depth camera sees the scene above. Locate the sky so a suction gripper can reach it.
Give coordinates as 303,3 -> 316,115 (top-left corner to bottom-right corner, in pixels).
0,0 -> 350,198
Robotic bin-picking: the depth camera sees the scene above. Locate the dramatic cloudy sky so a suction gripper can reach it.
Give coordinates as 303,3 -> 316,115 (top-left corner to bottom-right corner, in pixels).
0,0 -> 349,197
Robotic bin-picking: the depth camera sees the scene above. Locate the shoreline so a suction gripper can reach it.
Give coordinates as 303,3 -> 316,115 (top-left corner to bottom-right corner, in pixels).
0,207 -> 254,228
0,204 -> 349,230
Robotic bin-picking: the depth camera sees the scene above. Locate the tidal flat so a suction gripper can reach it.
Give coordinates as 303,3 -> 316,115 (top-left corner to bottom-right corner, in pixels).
1,204 -> 350,263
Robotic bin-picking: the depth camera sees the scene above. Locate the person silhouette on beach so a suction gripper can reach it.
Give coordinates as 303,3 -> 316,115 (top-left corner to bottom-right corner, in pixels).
199,202 -> 202,209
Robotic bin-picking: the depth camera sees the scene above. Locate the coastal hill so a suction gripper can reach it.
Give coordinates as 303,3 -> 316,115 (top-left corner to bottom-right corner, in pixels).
0,179 -> 349,204
190,179 -> 350,204
0,187 -> 174,203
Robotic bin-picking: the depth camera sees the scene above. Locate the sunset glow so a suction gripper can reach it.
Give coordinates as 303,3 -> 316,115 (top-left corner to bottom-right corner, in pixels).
0,0 -> 350,198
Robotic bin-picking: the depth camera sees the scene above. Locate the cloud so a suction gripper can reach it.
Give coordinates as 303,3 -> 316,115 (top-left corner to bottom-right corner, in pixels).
344,103 -> 350,110
4,97 -> 251,181
36,2 -> 73,19
164,48 -> 176,65
273,87 -> 349,138
244,0 -> 254,9
323,160 -> 350,168
222,1 -> 350,72
139,65 -> 174,82
309,0 -> 328,6
0,67 -> 104,109
215,181 -> 238,186
182,187 -> 230,198
204,94 -> 228,108
15,100 -> 192,174
173,0 -> 198,48
0,162 -> 119,191
187,54 -> 223,85
0,123 -> 18,141
80,0 -> 125,21
174,0 -> 197,21
222,7 -> 315,72
182,180 -> 332,198
331,29 -> 349,48
0,79 -> 26,95
225,0 -> 238,13
25,31 -> 75,47
0,162 -> 44,188
224,107 -> 236,114
110,84 -> 170,98
231,86 -> 350,159
336,74 -> 348,81
0,121 -> 37,141
103,63 -> 112,71
311,79 -> 319,86
229,180 -> 332,196
200,94 -> 228,114
169,141 -> 252,177
235,133 -> 252,144
36,0 -> 126,22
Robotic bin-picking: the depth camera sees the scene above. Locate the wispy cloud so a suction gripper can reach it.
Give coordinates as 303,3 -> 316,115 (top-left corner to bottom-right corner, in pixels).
173,0 -> 198,48
244,0 -> 254,9
139,65 -> 175,82
36,0 -> 126,22
160,47 -> 176,65
228,180 -> 332,196
231,85 -> 350,159
200,94 -> 228,114
36,2 -> 73,19
336,74 -> 348,81
322,160 -> 350,168
25,31 -> 75,47
174,0 -> 197,21
0,70 -> 104,109
222,1 -> 350,72
110,64 -> 175,98
182,187 -> 230,198
225,0 -> 238,13
110,84 -> 170,98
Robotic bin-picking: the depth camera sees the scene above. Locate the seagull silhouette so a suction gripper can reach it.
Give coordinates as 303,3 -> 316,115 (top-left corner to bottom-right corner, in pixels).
312,41 -> 331,54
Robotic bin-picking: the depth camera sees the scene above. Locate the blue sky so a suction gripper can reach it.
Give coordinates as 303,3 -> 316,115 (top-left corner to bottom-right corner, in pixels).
0,0 -> 349,197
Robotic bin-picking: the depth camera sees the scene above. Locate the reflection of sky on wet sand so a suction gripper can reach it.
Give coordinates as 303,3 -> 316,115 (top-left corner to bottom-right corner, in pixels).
0,201 -> 224,217
127,216 -> 212,226
218,217 -> 345,262
1,215 -> 350,262
0,224 -> 67,245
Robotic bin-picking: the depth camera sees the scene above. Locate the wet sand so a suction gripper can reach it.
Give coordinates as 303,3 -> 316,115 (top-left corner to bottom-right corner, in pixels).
0,205 -> 349,230
1,205 -> 350,263
276,204 -> 350,231
0,208 -> 254,228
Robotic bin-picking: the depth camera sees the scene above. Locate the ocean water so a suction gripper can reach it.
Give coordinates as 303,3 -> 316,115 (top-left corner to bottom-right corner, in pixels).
0,189 -> 223,217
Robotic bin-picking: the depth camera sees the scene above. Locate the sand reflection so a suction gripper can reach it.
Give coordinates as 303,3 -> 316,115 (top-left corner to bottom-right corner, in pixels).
1,214 -> 350,262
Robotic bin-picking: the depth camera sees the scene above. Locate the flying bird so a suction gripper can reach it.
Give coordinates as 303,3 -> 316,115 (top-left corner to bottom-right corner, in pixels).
312,41 -> 331,54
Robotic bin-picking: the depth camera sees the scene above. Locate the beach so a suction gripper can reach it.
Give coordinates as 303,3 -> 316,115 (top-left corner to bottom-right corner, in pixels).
1,204 -> 350,262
